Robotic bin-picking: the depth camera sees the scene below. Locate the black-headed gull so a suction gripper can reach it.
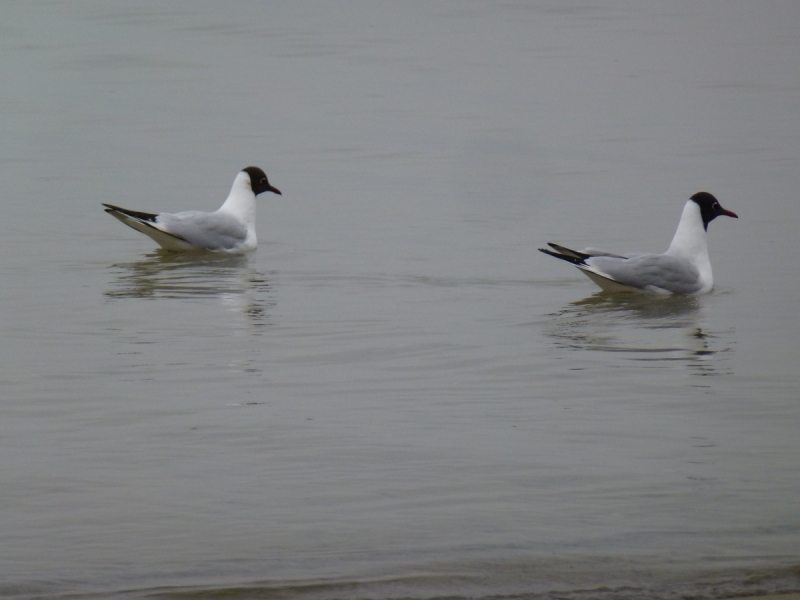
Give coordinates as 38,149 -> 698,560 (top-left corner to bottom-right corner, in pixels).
103,166 -> 281,253
540,192 -> 738,295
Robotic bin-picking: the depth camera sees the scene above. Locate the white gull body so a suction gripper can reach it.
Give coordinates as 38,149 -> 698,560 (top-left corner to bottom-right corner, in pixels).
103,166 -> 281,253
540,192 -> 738,295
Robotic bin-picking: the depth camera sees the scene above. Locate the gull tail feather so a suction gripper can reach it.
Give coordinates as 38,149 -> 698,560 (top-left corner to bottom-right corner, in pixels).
103,204 -> 196,251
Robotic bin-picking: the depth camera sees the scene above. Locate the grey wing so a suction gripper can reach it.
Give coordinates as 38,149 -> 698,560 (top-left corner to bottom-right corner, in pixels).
158,211 -> 247,250
588,254 -> 702,294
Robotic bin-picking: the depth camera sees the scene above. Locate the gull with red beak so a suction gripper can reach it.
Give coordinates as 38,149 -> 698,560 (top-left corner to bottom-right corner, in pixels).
103,166 -> 281,253
540,192 -> 738,295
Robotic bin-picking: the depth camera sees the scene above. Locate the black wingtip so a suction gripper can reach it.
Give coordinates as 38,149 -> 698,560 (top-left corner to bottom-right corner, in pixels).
539,247 -> 588,266
101,203 -> 158,222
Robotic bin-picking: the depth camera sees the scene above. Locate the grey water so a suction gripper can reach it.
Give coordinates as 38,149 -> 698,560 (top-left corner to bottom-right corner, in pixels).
1,2 -> 800,599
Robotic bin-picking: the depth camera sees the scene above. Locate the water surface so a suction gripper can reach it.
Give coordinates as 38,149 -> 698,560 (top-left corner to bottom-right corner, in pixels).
2,3 -> 800,599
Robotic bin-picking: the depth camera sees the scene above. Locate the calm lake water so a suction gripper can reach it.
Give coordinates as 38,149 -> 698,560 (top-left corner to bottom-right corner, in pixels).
2,2 -> 800,599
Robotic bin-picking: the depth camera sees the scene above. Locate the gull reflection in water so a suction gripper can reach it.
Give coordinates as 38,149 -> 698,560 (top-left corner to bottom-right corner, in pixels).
104,250 -> 273,326
545,292 -> 733,376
